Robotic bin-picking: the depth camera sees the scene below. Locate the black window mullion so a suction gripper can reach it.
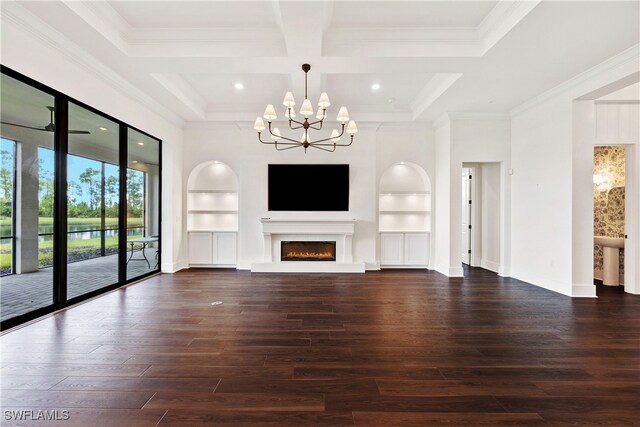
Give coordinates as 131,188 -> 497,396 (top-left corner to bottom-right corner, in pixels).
118,126 -> 127,284
53,96 -> 68,306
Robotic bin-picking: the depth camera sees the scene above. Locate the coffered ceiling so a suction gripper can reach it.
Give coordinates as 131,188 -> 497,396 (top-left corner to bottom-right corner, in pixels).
1,1 -> 638,127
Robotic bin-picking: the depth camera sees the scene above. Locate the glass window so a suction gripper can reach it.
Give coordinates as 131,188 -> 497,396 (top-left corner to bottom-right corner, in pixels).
0,74 -> 55,322
67,103 -> 120,299
127,129 -> 160,280
0,138 -> 16,276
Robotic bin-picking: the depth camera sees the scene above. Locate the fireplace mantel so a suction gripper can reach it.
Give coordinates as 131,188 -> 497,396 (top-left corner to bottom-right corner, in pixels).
251,219 -> 365,273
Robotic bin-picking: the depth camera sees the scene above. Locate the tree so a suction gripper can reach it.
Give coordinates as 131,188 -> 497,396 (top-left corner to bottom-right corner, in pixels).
79,167 -> 101,216
105,175 -> 119,218
127,169 -> 144,219
0,147 -> 14,219
38,156 -> 54,217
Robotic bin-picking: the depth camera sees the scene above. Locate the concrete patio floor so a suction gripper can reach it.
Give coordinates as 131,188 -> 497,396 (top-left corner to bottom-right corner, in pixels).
0,248 -> 158,323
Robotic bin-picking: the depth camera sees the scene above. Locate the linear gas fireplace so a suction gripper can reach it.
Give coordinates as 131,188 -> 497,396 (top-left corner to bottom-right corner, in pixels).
281,241 -> 336,262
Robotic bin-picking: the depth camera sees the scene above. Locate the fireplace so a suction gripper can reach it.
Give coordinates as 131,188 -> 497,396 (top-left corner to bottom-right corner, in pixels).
281,241 -> 337,262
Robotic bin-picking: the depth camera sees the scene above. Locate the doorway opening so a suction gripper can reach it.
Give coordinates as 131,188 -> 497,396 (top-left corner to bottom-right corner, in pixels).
593,146 -> 626,291
461,163 -> 502,276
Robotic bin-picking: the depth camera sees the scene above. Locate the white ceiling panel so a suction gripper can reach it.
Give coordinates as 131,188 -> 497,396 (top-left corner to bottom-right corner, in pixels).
330,1 -> 498,28
109,1 -> 279,29
182,73 -> 291,111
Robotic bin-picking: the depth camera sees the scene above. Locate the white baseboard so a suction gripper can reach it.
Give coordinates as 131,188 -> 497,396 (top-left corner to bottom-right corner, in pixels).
251,261 -> 366,273
572,283 -> 597,298
448,266 -> 464,277
480,259 -> 500,273
161,259 -> 188,273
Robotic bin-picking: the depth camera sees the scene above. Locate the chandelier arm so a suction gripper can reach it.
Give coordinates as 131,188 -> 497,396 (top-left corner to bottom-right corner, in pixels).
309,143 -> 337,153
307,123 -> 323,131
311,135 -> 354,147
288,117 -> 305,127
258,133 -> 276,145
289,123 -> 306,130
275,143 -> 303,152
259,132 -> 299,146
272,133 -> 306,145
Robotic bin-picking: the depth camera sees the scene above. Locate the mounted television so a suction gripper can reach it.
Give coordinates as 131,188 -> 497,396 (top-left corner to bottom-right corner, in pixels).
268,164 -> 349,211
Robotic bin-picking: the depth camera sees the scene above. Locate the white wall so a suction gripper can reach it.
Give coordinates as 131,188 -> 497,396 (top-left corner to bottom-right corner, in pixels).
1,14 -> 186,272
434,117 -> 452,275
434,114 -> 511,277
183,124 -> 435,270
480,163 -> 501,272
510,46 -> 639,296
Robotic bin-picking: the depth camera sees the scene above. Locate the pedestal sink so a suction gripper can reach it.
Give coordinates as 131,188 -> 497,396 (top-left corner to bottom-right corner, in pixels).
594,236 -> 624,286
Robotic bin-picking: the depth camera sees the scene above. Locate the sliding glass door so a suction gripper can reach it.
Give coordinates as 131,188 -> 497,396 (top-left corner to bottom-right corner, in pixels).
0,67 -> 162,329
67,103 -> 121,299
127,129 -> 161,280
0,73 -> 56,322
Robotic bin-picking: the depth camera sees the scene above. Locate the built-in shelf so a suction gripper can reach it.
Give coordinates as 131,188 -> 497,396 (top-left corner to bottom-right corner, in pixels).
188,229 -> 238,233
380,230 -> 431,233
379,191 -> 430,195
379,210 -> 430,214
188,190 -> 238,194
187,209 -> 238,214
187,161 -> 239,267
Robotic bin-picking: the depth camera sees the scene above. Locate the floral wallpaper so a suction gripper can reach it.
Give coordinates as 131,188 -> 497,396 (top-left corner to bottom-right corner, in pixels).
593,146 -> 625,280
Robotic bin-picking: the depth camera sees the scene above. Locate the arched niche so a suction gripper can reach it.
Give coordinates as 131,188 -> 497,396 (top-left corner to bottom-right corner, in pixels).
188,161 -> 238,192
379,162 -> 432,233
187,161 -> 239,232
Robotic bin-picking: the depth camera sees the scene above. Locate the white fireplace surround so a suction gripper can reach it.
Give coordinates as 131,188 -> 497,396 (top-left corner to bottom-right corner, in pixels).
251,219 -> 366,273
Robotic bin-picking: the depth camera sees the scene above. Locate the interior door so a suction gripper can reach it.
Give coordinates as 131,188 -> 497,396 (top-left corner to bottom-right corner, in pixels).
461,168 -> 471,265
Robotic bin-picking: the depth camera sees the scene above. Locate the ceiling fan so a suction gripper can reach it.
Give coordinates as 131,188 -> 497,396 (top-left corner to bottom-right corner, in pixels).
1,106 -> 91,135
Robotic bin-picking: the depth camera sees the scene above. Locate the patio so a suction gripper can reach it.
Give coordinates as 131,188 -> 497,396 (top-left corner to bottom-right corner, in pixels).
0,248 -> 158,323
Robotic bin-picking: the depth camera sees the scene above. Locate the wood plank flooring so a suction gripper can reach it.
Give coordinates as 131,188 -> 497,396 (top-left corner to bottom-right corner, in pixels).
1,268 -> 639,426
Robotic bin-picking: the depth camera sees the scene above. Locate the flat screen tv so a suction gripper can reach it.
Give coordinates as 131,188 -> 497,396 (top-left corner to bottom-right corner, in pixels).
268,164 -> 349,211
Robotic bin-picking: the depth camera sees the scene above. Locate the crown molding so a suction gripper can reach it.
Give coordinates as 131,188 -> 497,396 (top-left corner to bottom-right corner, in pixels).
411,73 -> 463,120
2,2 -> 184,128
447,112 -> 511,121
150,73 -> 207,119
323,0 -> 540,58
510,44 -> 640,117
477,0 -> 541,55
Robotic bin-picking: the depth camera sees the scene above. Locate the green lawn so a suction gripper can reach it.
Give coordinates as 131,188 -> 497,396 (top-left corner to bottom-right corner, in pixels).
0,217 -> 146,271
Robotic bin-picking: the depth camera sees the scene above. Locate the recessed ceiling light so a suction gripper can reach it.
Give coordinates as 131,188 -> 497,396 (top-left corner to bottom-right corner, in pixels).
137,142 -> 144,146
234,82 -> 244,90
99,127 -> 108,131
371,83 -> 381,91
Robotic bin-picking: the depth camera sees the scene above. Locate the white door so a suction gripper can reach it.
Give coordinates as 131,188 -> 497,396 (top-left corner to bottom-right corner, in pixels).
380,233 -> 404,265
404,233 -> 429,266
212,232 -> 237,266
461,168 -> 472,265
189,232 -> 213,265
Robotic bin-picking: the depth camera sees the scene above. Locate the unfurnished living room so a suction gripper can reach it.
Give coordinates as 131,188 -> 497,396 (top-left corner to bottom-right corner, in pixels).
0,1 -> 639,426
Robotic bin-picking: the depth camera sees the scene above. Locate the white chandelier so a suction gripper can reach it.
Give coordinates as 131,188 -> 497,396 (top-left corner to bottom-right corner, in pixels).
254,64 -> 357,153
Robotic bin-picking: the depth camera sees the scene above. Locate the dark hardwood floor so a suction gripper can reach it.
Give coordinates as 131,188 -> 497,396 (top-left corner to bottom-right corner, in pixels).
1,268 -> 639,426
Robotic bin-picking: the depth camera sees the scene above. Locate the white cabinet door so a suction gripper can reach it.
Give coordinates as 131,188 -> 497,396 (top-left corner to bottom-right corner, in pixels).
212,232 -> 237,266
404,233 -> 429,266
189,232 -> 213,265
380,233 -> 404,265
